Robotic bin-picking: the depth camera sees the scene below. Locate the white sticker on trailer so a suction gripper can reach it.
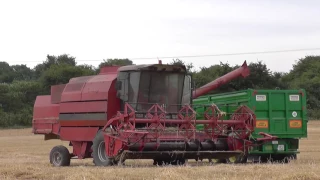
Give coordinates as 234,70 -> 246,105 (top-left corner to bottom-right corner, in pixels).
256,95 -> 266,101
290,95 -> 300,101
277,145 -> 285,151
292,111 -> 297,117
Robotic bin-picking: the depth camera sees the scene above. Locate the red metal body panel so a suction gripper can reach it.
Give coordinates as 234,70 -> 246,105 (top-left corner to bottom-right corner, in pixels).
33,96 -> 60,119
81,74 -> 117,101
99,66 -> 119,74
71,141 -> 92,159
106,80 -> 120,121
57,67 -> 120,123
60,67 -> 119,103
192,61 -> 250,99
59,127 -> 99,141
61,76 -> 93,102
51,84 -> 66,104
33,66 -> 121,140
55,66 -> 120,128
59,120 -> 107,127
32,119 -> 60,136
59,101 -> 108,113
32,95 -> 60,135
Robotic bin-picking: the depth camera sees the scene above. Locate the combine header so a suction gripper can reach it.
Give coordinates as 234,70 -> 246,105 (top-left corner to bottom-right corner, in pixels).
32,60 -> 269,167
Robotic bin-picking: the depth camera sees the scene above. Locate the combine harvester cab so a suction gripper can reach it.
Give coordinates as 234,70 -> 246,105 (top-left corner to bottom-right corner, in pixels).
32,60 -> 268,167
193,89 -> 308,163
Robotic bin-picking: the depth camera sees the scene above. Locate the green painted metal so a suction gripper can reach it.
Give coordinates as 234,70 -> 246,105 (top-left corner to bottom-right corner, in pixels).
193,89 -> 308,155
248,138 -> 299,154
193,89 -> 308,138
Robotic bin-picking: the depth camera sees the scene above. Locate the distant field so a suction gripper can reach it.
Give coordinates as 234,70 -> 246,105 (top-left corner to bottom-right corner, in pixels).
0,121 -> 320,180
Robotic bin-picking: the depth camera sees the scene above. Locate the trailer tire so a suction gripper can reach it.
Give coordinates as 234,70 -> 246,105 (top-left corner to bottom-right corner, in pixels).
252,156 -> 269,163
283,154 -> 297,163
271,154 -> 296,164
209,158 -> 227,164
170,158 -> 186,165
153,158 -> 186,166
226,154 -> 247,164
49,145 -> 71,167
92,130 -> 114,166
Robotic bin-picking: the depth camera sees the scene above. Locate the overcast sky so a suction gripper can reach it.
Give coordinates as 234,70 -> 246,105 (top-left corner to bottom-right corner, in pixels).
1,0 -> 320,73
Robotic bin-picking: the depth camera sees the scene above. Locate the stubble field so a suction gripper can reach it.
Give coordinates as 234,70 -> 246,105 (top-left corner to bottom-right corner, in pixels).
0,121 -> 320,180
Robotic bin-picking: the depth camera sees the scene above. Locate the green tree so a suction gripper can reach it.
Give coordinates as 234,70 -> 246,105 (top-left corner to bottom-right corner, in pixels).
99,58 -> 133,68
0,81 -> 42,127
0,62 -> 16,83
193,62 -> 234,93
0,62 -> 34,83
40,64 -> 96,92
0,81 -> 42,112
170,59 -> 194,73
11,64 -> 34,81
232,61 -> 286,91
34,54 -> 76,78
282,55 -> 320,118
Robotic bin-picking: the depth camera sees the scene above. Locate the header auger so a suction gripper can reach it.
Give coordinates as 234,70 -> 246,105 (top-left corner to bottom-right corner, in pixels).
32,60 -> 269,167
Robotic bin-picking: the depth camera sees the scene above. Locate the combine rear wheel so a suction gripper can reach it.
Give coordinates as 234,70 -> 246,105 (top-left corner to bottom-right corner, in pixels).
92,130 -> 115,166
49,145 -> 71,167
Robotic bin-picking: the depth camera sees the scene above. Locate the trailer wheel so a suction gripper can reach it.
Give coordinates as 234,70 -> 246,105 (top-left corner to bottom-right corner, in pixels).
170,158 -> 186,165
252,156 -> 269,163
92,130 -> 114,166
153,158 -> 186,166
271,154 -> 296,164
49,145 -> 71,167
283,154 -> 297,163
226,154 -> 247,164
153,159 -> 165,166
209,158 -> 227,164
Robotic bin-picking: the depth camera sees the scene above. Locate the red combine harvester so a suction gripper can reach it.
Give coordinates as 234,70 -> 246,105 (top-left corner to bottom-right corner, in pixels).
32,60 -> 256,167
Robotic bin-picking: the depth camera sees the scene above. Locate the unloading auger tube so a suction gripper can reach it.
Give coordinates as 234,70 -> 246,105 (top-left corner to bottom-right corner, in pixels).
91,103 -> 256,166
192,61 -> 250,99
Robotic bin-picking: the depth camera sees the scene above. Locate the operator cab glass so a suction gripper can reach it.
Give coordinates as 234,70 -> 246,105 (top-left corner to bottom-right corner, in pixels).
116,64 -> 192,113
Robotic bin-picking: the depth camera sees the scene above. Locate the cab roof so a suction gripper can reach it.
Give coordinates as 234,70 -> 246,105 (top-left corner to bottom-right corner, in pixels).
117,64 -> 187,72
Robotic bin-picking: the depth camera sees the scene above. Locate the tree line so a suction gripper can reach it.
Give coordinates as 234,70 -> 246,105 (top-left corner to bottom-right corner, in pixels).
0,54 -> 319,127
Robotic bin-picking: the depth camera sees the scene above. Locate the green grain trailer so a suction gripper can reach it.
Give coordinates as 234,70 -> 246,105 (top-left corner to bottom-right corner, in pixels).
193,89 -> 308,163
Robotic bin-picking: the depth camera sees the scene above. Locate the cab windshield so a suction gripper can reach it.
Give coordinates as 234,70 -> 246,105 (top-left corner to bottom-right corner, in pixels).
117,71 -> 191,113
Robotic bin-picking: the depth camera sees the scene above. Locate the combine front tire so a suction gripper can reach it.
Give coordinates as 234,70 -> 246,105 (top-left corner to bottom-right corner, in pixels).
49,145 -> 71,167
92,130 -> 115,166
